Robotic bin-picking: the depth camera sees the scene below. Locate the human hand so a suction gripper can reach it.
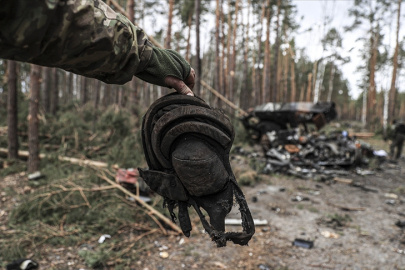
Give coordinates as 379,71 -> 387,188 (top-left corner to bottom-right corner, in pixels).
164,68 -> 195,96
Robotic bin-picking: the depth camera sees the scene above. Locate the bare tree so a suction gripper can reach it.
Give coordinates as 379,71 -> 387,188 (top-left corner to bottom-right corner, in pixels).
165,0 -> 175,49
271,0 -> 281,102
195,0 -> 201,95
7,60 -> 18,159
43,67 -> 52,113
262,0 -> 271,103
389,0 -> 401,121
50,68 -> 59,115
28,65 -> 41,173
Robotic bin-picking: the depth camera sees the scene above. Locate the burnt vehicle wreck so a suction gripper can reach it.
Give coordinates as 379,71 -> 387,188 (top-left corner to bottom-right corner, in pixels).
241,102 -> 377,179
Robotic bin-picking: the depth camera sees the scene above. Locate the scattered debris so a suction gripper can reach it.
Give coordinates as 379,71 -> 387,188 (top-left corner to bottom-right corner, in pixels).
395,221 -> 405,228
6,258 -> 39,270
159,251 -> 169,259
321,230 -> 340,239
258,264 -> 271,270
27,171 -> 43,181
98,234 -> 111,244
225,219 -> 268,226
385,193 -> 399,199
385,199 -> 396,205
291,195 -> 310,202
292,239 -> 314,249
356,169 -> 375,176
326,201 -> 366,211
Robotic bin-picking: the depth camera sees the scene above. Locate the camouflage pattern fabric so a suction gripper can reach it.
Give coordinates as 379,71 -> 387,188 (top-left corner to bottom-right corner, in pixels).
0,0 -> 153,84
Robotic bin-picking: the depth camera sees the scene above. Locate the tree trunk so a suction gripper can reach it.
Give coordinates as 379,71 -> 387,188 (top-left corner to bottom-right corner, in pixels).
262,0 -> 271,103
271,0 -> 281,102
299,84 -> 305,102
185,13 -> 192,63
220,0 -> 226,101
195,0 -> 201,96
127,0 -> 135,22
282,50 -> 289,102
28,65 -> 41,173
255,2 -> 266,104
215,0 -> 221,99
290,51 -> 296,102
389,0 -> 401,121
327,62 -> 335,102
229,0 -> 240,102
50,68 -> 59,115
81,76 -> 88,105
224,0 -> 232,99
306,73 -> 312,102
367,29 -> 379,125
7,60 -> 18,159
126,0 -> 138,105
67,72 -> 73,102
43,67 -> 52,113
241,0 -> 251,110
165,0 -> 174,49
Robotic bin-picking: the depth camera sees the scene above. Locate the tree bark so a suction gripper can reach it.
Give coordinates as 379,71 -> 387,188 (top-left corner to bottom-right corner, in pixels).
262,0 -> 271,103
194,0 -> 201,95
165,0 -> 174,49
43,67 -> 52,113
185,13 -> 192,63
256,2 -> 266,104
220,0 -> 226,101
224,0 -> 232,99
7,60 -> 18,159
50,68 -> 59,115
271,0 -> 281,102
241,0 -> 251,110
290,51 -> 296,102
229,0 -> 240,102
367,29 -> 379,124
389,0 -> 401,121
327,62 -> 335,102
94,79 -> 101,109
306,73 -> 312,102
126,0 -> 138,104
215,0 -> 221,101
81,76 -> 88,105
28,65 -> 41,173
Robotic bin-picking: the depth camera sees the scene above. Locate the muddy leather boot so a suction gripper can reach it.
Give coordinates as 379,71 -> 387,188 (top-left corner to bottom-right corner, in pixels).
139,93 -> 255,247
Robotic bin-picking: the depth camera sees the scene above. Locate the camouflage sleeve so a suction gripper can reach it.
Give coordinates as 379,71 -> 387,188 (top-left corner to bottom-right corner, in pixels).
0,0 -> 152,84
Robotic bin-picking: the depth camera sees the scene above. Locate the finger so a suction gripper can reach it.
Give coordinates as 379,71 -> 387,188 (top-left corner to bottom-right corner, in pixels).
164,75 -> 194,96
184,68 -> 195,90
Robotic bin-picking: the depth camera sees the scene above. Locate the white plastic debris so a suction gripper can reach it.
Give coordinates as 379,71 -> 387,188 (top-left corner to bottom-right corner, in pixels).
179,238 -> 185,245
225,219 -> 268,226
28,171 -> 43,180
373,150 -> 388,157
385,193 -> 399,199
98,234 -> 111,244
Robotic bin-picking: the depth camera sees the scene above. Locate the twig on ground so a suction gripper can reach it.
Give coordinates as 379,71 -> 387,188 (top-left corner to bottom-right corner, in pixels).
327,201 -> 366,211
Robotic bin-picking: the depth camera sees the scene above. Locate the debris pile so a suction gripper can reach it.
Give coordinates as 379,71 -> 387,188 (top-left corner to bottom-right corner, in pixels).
261,130 -> 379,179
241,101 -> 386,179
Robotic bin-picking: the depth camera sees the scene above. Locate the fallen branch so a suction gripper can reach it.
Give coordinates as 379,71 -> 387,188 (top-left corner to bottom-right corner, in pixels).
333,177 -> 353,185
95,170 -> 182,234
327,201 -> 366,211
0,147 -> 108,168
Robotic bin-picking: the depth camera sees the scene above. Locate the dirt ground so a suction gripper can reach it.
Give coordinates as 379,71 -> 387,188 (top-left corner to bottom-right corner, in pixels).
1,138 -> 405,270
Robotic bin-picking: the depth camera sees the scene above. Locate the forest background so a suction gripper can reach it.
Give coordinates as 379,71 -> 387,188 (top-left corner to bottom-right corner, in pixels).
2,0 -> 405,172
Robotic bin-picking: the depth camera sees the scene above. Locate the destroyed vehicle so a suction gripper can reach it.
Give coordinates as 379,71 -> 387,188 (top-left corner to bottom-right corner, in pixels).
241,101 -> 337,142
